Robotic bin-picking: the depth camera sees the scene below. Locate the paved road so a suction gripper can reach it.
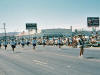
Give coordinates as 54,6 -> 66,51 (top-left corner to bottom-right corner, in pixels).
0,45 -> 100,75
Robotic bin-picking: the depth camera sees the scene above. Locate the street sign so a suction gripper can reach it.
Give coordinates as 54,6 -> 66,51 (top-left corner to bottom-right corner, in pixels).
87,17 -> 99,27
26,23 -> 37,30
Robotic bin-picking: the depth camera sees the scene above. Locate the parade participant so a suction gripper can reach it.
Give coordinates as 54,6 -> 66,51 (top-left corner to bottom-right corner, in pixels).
10,40 -> 16,52
26,40 -> 30,46
18,41 -> 21,45
32,38 -> 37,50
58,37 -> 61,48
15,40 -> 17,46
21,40 -> 25,48
3,40 -> 8,50
78,35 -> 84,57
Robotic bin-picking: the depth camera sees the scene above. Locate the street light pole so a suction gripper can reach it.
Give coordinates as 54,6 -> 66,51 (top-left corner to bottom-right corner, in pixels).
3,23 -> 6,42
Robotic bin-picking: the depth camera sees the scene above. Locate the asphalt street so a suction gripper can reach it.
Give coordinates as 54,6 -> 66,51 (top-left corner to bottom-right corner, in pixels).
0,45 -> 100,75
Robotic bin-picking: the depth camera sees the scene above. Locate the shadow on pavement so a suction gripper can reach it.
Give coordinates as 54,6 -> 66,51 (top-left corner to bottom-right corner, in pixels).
85,57 -> 100,59
15,52 -> 22,54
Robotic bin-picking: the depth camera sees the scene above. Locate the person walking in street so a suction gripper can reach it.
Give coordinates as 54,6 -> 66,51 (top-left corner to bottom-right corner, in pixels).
32,38 -> 37,50
3,40 -> 8,50
78,35 -> 84,57
18,40 -> 21,45
58,37 -> 62,48
10,39 -> 16,52
21,40 -> 25,48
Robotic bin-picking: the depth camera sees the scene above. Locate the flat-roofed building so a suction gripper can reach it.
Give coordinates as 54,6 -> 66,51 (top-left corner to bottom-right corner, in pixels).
40,28 -> 72,38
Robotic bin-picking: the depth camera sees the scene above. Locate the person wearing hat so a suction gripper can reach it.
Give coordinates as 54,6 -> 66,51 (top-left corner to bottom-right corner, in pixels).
26,39 -> 30,46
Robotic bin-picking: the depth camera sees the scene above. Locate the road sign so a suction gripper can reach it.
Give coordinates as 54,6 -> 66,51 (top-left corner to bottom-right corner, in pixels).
26,23 -> 37,30
87,17 -> 99,27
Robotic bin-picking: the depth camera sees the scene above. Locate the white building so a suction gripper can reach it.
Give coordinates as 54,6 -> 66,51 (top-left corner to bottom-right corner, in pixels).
40,28 -> 72,38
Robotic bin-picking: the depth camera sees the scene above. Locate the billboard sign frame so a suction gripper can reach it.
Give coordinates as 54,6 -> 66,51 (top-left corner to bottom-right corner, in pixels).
87,17 -> 99,27
26,23 -> 37,30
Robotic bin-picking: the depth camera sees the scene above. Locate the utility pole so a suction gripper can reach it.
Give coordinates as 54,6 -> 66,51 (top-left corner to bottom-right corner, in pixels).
3,23 -> 7,42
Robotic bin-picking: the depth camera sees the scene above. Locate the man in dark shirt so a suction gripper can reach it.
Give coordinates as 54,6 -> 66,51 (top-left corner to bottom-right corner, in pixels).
79,35 -> 84,57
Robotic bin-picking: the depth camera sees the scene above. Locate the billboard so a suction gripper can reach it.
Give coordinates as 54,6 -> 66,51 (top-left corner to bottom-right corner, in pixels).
87,17 -> 99,27
26,23 -> 37,30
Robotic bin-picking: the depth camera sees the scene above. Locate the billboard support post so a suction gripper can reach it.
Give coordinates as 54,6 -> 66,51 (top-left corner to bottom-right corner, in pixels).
87,17 -> 99,39
26,23 -> 37,39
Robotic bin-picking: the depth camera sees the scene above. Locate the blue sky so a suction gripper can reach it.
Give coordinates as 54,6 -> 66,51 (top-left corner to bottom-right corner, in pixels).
0,0 -> 100,32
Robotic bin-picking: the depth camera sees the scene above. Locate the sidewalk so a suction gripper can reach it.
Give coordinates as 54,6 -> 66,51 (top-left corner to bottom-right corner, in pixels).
61,45 -> 100,50
85,47 -> 100,50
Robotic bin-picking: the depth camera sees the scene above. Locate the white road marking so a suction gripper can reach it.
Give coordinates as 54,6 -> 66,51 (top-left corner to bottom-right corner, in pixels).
32,60 -> 48,65
32,59 -> 55,70
67,65 -> 71,68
